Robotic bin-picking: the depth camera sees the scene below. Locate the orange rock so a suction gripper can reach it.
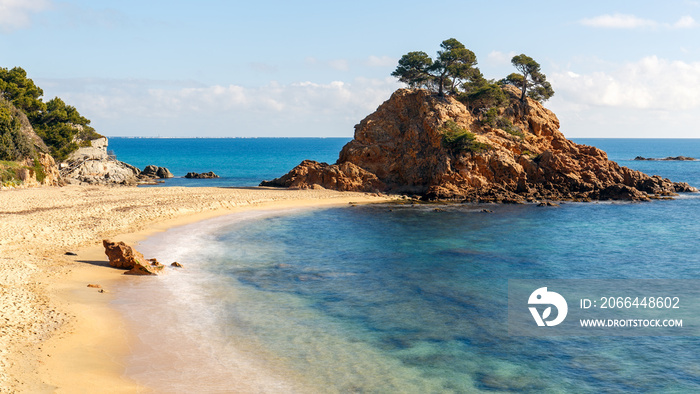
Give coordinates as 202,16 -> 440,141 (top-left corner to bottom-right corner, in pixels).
103,239 -> 161,275
103,240 -> 146,269
124,260 -> 159,276
262,86 -> 697,202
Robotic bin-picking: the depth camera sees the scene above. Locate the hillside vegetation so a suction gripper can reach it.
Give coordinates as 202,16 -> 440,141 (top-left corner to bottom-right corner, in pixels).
0,67 -> 101,162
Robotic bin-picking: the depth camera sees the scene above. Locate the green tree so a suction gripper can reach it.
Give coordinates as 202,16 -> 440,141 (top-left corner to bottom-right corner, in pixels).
508,54 -> 554,103
0,66 -> 103,161
392,38 -> 479,96
0,67 -> 45,115
432,38 -> 478,96
460,73 -> 508,112
391,51 -> 434,89
34,97 -> 98,161
0,102 -> 33,161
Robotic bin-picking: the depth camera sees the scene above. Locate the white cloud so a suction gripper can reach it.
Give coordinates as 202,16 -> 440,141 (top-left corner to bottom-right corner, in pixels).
579,14 -> 658,29
579,13 -> 698,29
550,56 -> 700,111
671,15 -> 698,29
486,50 -> 517,66
365,55 -> 395,68
0,0 -> 51,32
39,77 -> 403,137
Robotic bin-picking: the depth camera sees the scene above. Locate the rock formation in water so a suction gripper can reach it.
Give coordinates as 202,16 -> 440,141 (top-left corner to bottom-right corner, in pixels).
634,156 -> 696,161
262,86 -> 697,202
142,165 -> 174,179
261,160 -> 383,192
184,171 -> 220,179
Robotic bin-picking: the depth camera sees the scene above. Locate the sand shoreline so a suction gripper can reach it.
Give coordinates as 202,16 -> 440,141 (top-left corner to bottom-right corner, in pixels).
0,185 -> 389,393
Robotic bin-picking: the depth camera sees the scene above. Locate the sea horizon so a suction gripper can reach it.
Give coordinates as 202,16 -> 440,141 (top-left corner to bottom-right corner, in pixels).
106,137 -> 700,188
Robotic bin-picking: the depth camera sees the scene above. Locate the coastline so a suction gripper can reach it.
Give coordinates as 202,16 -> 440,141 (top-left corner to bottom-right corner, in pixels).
0,185 -> 388,392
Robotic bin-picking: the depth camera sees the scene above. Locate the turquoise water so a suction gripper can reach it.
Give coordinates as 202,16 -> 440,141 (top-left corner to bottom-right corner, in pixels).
113,138 -> 700,392
108,137 -> 700,188
108,137 -> 350,186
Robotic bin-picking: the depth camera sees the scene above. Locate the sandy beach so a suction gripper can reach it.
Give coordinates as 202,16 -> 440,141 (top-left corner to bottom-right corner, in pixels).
0,185 -> 388,393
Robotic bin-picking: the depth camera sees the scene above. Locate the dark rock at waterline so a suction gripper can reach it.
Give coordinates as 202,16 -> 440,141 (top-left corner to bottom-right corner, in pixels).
185,171 -> 220,179
141,165 -> 174,178
634,156 -> 696,161
598,184 -> 649,201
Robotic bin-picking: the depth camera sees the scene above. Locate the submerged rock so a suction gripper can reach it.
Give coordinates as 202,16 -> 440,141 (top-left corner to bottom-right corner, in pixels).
262,87 -> 697,202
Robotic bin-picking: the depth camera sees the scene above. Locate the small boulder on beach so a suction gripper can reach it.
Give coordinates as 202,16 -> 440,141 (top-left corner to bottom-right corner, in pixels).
102,239 -> 162,275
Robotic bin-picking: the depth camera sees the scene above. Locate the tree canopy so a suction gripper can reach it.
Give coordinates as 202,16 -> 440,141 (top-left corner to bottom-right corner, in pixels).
0,67 -> 44,115
433,38 -> 478,96
392,42 -> 554,111
392,51 -> 433,89
0,100 -> 33,161
0,66 -> 102,161
391,38 -> 480,96
505,54 -> 554,103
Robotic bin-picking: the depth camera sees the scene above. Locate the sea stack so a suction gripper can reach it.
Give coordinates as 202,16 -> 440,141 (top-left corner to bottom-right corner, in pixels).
262,86 -> 696,202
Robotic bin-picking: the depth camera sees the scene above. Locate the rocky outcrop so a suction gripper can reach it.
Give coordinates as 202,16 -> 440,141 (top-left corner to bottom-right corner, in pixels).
262,86 -> 697,202
61,138 -> 141,185
634,156 -> 696,161
142,165 -> 174,179
102,239 -> 163,275
260,160 -> 384,191
16,152 -> 64,187
184,171 -> 219,179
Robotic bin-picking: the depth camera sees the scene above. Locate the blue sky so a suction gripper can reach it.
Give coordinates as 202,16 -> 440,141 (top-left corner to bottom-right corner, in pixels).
2,0 -> 700,138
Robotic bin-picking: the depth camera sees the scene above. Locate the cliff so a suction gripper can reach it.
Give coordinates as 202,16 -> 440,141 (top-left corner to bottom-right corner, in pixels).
262,86 -> 696,202
60,137 -> 141,185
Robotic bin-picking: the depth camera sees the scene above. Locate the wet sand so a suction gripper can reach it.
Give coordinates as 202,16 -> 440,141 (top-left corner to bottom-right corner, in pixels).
0,185 -> 387,392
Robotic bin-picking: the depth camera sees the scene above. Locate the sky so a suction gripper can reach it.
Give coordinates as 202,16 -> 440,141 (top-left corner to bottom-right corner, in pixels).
2,0 -> 700,138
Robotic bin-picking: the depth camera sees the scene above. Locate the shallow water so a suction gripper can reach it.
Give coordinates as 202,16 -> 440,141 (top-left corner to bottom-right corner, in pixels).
112,138 -> 700,392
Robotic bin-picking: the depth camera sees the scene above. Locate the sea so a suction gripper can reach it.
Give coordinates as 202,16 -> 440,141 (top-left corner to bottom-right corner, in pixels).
109,138 -> 700,392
